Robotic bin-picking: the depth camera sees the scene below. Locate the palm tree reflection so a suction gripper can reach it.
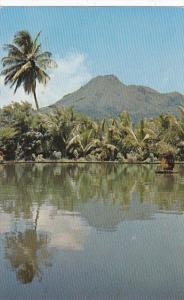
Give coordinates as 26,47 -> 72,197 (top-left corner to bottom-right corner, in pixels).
5,227 -> 50,284
1,163 -> 184,285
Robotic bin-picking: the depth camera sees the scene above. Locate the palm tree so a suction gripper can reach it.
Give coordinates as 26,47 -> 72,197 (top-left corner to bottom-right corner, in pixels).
1,31 -> 57,110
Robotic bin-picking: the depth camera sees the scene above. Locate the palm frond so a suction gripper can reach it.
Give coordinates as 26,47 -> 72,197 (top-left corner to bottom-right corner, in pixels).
14,76 -> 24,93
35,51 -> 52,60
3,44 -> 24,58
1,63 -> 24,76
12,61 -> 32,81
13,31 -> 33,54
1,30 -> 57,110
2,56 -> 25,67
36,58 -> 57,69
35,66 -> 50,85
33,31 -> 42,44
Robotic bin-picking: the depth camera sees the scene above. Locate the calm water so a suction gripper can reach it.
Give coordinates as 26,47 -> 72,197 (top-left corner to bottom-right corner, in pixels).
1,164 -> 184,299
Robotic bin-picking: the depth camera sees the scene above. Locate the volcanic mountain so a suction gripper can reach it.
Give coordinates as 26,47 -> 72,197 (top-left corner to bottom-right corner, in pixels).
44,75 -> 184,121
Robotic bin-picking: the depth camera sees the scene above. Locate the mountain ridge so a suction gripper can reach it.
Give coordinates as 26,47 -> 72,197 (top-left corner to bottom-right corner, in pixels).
43,75 -> 184,121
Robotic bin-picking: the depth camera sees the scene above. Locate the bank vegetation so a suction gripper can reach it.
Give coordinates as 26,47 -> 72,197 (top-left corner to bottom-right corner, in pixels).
0,101 -> 184,163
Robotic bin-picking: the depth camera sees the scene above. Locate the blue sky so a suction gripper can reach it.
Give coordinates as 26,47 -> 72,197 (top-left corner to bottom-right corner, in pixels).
1,7 -> 184,107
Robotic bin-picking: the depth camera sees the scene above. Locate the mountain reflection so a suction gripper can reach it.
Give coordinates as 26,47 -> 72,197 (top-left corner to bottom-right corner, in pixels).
0,163 -> 184,285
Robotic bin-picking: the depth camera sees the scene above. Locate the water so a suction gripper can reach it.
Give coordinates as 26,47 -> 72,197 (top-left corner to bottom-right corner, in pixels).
0,163 -> 184,300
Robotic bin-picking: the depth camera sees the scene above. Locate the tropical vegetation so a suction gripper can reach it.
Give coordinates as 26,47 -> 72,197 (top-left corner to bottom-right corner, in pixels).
0,101 -> 184,162
1,31 -> 184,163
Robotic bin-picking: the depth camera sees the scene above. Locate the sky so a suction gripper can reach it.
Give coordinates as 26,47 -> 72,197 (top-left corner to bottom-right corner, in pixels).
1,7 -> 184,108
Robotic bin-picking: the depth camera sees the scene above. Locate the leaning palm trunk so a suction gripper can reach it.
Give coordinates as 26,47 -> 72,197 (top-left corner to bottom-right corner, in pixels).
33,90 -> 39,111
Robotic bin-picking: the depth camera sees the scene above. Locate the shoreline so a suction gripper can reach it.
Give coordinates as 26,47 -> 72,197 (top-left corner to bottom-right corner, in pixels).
1,160 -> 184,165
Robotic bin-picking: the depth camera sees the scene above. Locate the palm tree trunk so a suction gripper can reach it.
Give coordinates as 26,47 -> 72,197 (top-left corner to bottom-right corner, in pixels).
33,90 -> 39,110
34,206 -> 40,231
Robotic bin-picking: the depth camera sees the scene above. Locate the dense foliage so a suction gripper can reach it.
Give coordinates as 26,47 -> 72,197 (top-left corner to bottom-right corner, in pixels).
0,101 -> 184,162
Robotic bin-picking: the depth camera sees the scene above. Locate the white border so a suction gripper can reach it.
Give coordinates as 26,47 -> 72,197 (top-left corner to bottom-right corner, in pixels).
1,0 -> 184,7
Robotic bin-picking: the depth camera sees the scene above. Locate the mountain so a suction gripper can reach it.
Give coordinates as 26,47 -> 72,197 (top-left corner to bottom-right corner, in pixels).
44,75 -> 184,121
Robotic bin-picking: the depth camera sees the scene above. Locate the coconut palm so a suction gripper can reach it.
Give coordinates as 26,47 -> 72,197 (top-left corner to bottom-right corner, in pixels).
1,31 -> 57,110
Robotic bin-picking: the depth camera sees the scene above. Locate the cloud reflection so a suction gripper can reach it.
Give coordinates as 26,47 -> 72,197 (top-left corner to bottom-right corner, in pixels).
38,208 -> 90,251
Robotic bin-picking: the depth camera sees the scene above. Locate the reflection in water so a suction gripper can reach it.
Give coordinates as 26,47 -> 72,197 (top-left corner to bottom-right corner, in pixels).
5,229 -> 50,284
0,163 -> 184,218
0,163 -> 184,298
0,163 -> 184,232
38,209 -> 89,251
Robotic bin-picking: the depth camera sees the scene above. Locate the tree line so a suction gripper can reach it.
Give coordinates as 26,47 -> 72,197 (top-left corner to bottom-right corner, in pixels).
0,30 -> 184,162
0,101 -> 184,161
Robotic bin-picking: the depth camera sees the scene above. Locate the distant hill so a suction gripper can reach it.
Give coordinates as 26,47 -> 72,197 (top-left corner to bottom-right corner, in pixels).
43,75 -> 184,121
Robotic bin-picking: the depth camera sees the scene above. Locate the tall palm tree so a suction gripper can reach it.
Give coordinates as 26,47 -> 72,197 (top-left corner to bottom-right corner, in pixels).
1,31 -> 57,110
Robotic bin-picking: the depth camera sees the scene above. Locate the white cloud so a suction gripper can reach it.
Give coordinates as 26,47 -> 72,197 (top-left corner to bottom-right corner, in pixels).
0,52 -> 92,109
